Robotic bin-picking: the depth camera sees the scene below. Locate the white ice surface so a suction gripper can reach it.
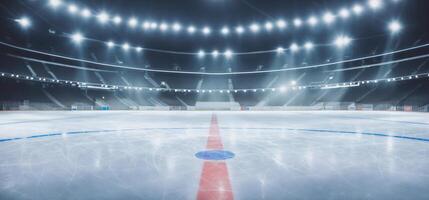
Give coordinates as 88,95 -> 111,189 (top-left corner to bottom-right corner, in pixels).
0,111 -> 429,199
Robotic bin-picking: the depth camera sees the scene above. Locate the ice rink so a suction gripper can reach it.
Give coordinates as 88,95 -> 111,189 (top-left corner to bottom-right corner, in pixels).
0,111 -> 429,200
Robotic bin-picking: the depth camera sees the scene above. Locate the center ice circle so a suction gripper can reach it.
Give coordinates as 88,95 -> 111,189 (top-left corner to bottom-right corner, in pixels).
195,150 -> 235,160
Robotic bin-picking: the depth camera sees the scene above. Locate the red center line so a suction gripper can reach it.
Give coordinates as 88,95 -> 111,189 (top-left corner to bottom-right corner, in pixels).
196,114 -> 234,200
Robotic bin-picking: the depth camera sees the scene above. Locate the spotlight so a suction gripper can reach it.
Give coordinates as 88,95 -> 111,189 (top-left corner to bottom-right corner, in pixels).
368,0 -> 382,9
334,35 -> 352,47
250,23 -> 260,33
265,22 -> 273,31
128,18 -> 138,28
339,8 -> 350,18
106,41 -> 115,48
135,47 -> 143,52
304,42 -> 314,50
49,0 -> 62,8
291,81 -> 297,85
142,21 -> 151,30
221,27 -> 230,35
307,16 -> 318,26
68,4 -> 78,14
187,26 -> 196,34
202,27 -> 211,35
172,23 -> 182,32
352,4 -> 364,15
224,49 -> 233,59
150,22 -> 158,29
71,32 -> 84,44
113,16 -> 122,24
388,20 -> 402,34
81,9 -> 91,18
97,12 -> 109,24
293,18 -> 302,27
276,47 -> 285,54
235,26 -> 245,34
15,17 -> 31,28
212,50 -> 219,58
122,43 -> 130,51
198,50 -> 205,58
323,12 -> 335,24
290,43 -> 299,52
276,19 -> 287,29
160,23 -> 169,31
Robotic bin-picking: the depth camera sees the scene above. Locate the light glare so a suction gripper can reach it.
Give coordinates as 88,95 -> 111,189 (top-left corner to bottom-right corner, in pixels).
15,17 -> 31,28
202,27 -> 211,35
334,35 -> 352,47
97,12 -> 109,24
276,19 -> 287,29
68,4 -> 78,14
49,0 -> 62,8
71,32 -> 84,44
290,43 -> 299,52
128,18 -> 138,28
323,12 -> 335,24
304,42 -> 314,50
221,27 -> 230,35
81,9 -> 91,18
388,20 -> 402,33
293,18 -> 302,27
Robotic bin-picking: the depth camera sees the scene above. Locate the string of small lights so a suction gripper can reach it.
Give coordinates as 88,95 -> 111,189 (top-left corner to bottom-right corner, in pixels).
1,70 -> 427,94
38,0 -> 400,38
3,40 -> 427,76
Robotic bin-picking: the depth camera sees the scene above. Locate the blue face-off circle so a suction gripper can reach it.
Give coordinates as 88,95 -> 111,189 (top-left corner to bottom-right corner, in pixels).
195,150 -> 235,160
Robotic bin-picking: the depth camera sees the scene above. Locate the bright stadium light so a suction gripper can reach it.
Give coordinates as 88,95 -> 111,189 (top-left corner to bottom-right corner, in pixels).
113,16 -> 122,24
68,4 -> 78,14
224,49 -> 233,59
276,47 -> 285,54
81,9 -> 91,18
352,4 -> 364,15
160,23 -> 169,31
187,26 -> 196,34
304,42 -> 314,50
150,22 -> 158,29
15,17 -> 31,28
221,27 -> 230,35
97,12 -> 109,24
308,16 -> 318,26
202,27 -> 211,35
49,0 -> 62,8
339,8 -> 350,18
212,50 -> 219,58
142,21 -> 151,30
128,18 -> 138,28
198,50 -> 205,58
334,35 -> 352,47
293,18 -> 302,27
71,32 -> 84,44
323,12 -> 335,24
291,81 -> 297,85
235,26 -> 244,34
135,47 -> 143,52
106,41 -> 115,48
250,23 -> 260,33
290,43 -> 299,52
276,19 -> 287,29
265,22 -> 273,31
388,20 -> 402,33
122,43 -> 130,51
368,0 -> 383,10
172,23 -> 182,32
